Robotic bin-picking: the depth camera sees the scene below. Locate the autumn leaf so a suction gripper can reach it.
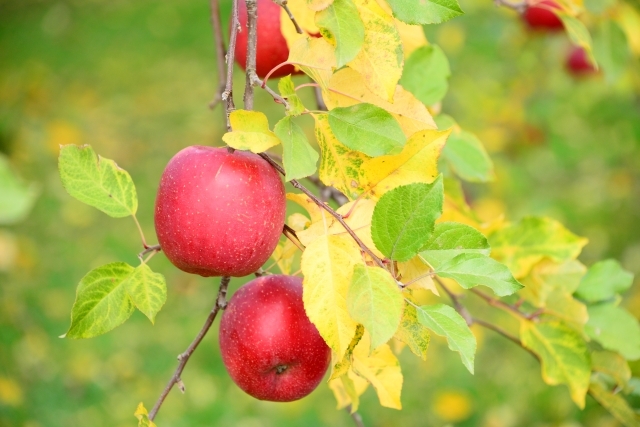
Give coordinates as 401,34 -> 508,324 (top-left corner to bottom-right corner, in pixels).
222,110 -> 281,153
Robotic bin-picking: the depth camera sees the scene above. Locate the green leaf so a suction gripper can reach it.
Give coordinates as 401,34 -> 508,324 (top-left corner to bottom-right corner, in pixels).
435,253 -> 523,297
316,0 -> 365,67
400,45 -> 450,106
328,103 -> 406,157
386,0 -> 463,24
394,303 -> 430,361
420,222 -> 490,269
58,145 -> 138,218
442,130 -> 494,182
575,259 -> 634,303
520,260 -> 587,308
64,262 -> 136,339
371,177 -> 444,262
415,303 -> 476,373
124,264 -> 167,324
559,14 -> 597,67
588,380 -> 640,427
0,154 -> 38,225
585,303 -> 640,361
222,110 -> 281,153
593,20 -> 631,84
274,117 -> 319,182
520,320 -> 590,408
591,350 -> 631,389
347,265 -> 404,352
489,216 -> 588,278
278,76 -> 305,116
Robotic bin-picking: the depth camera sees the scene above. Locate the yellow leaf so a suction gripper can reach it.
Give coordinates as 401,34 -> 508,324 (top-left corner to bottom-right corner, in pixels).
398,256 -> 438,295
394,19 -> 428,58
281,0 -> 320,49
134,402 -> 157,427
352,332 -> 403,409
270,239 -> 298,275
360,129 -> 448,199
288,36 -> 337,88
287,192 -> 324,223
347,0 -> 403,101
297,198 -> 384,258
331,324 -> 365,380
287,212 -> 311,231
308,0 -> 334,11
394,303 -> 431,361
616,4 -> 640,56
222,110 -> 281,153
328,369 -> 369,410
301,234 -> 363,358
324,67 -> 436,137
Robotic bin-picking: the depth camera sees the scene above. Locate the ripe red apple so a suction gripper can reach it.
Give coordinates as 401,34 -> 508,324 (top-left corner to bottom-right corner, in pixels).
522,0 -> 564,31
154,146 -> 286,277
234,0 -> 299,78
219,275 -> 331,402
566,46 -> 597,76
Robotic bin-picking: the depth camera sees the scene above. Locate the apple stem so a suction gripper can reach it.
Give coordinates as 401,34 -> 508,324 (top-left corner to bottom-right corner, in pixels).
148,276 -> 231,421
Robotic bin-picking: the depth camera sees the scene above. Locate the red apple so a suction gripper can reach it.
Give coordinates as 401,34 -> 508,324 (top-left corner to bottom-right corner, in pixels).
219,275 -> 331,402
522,0 -> 564,31
234,0 -> 298,78
566,46 -> 597,76
154,146 -> 286,277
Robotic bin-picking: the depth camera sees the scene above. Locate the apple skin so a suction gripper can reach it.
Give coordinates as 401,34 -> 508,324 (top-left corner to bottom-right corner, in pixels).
234,0 -> 299,79
566,46 -> 597,76
154,146 -> 286,277
219,275 -> 331,402
522,0 -> 564,31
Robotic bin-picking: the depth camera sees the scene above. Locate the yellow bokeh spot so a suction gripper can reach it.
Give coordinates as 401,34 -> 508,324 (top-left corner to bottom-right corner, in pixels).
0,377 -> 24,407
436,24 -> 466,55
46,120 -> 82,155
476,126 -> 508,153
433,390 -> 473,422
473,198 -> 506,224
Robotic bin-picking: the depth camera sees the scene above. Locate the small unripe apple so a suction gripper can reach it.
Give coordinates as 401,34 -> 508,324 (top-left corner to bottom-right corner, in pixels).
566,46 -> 597,76
154,146 -> 286,277
522,0 -> 564,31
219,275 -> 331,402
234,0 -> 298,78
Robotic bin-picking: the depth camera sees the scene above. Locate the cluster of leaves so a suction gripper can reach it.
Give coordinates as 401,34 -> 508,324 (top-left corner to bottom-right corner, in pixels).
53,0 -> 640,425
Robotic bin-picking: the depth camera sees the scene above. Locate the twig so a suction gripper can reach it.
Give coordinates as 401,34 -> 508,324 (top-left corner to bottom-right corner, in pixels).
148,276 -> 231,421
274,0 -> 304,34
243,0 -> 258,110
471,289 -> 529,319
305,175 -> 348,206
132,214 -> 149,249
209,0 -> 227,111
435,277 -> 473,326
345,405 -> 366,427
314,85 -> 328,111
283,224 -> 305,252
222,0 -> 241,131
138,244 -> 161,261
493,0 -> 527,12
472,318 -> 522,346
259,153 -> 386,269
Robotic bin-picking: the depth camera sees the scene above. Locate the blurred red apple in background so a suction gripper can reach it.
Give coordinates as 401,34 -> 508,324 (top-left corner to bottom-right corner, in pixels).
154,146 -> 286,277
219,275 -> 331,402
566,46 -> 598,76
522,0 -> 564,31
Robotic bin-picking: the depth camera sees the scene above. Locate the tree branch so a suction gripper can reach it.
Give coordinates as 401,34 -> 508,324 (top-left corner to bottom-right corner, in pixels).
221,0 -> 240,131
274,0 -> 304,34
493,0 -> 527,13
345,406 -> 366,427
470,288 -> 530,319
149,276 -> 231,421
243,0 -> 258,110
305,175 -> 348,205
259,153 -> 386,269
209,0 -> 228,111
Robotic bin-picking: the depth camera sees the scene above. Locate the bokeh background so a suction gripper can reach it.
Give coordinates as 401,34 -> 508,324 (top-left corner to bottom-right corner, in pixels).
1,0 -> 639,426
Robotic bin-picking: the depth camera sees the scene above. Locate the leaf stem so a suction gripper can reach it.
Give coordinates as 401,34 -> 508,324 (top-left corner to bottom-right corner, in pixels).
132,214 -> 149,249
148,276 -> 231,421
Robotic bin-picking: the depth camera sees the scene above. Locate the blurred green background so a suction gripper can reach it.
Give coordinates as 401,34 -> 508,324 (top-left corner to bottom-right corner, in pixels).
1,0 -> 639,426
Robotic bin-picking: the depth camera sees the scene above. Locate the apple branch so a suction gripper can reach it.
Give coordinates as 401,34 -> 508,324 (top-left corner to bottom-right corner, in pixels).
274,0 -> 304,34
259,153 -> 386,270
222,0 -> 241,131
243,0 -> 258,110
346,406 -> 366,427
148,276 -> 231,422
209,0 -> 228,111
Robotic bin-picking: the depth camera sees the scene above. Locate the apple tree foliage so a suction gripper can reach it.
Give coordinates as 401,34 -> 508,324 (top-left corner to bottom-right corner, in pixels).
54,0 -> 640,425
